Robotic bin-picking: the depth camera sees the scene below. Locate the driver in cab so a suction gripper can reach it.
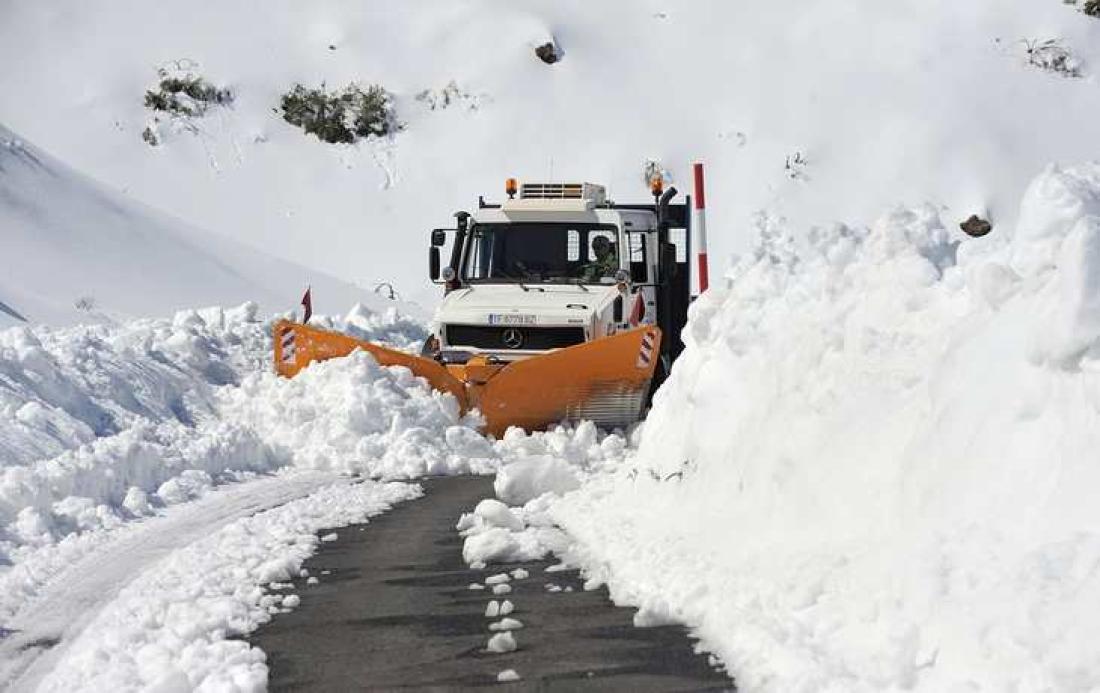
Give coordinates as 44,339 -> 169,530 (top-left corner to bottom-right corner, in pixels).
581,235 -> 618,282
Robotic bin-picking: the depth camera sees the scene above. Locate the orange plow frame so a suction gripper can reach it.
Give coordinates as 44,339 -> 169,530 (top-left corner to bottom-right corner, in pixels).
273,320 -> 662,437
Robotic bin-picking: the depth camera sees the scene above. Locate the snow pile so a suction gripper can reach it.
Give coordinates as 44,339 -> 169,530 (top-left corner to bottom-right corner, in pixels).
0,301 -> 448,619
36,480 -> 420,693
493,456 -> 580,506
0,303 -> 268,469
217,350 -> 498,477
458,423 -> 628,566
544,162 -> 1100,690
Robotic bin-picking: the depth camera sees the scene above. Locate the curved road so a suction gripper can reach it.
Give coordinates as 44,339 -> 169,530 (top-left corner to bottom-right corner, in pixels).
251,476 -> 734,691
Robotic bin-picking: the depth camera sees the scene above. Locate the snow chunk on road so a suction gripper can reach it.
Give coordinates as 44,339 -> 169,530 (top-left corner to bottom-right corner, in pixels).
472,498 -> 524,531
486,632 -> 517,654
35,481 -> 420,692
496,668 -> 521,682
488,617 -> 523,632
494,455 -> 580,505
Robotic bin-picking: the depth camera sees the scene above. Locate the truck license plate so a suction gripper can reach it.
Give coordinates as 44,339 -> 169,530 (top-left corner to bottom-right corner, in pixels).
489,314 -> 537,326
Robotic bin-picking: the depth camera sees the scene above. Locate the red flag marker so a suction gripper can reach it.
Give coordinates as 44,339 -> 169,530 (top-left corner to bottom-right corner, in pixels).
301,286 -> 312,323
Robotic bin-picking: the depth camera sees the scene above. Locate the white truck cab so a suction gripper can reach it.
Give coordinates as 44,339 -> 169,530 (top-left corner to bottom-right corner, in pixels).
427,180 -> 693,384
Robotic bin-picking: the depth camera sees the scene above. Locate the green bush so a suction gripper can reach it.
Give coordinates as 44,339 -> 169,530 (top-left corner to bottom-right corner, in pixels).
279,82 -> 399,144
144,71 -> 232,117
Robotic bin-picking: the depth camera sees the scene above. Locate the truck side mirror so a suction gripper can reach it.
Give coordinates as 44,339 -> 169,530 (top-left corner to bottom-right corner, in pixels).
431,229 -> 448,247
429,247 -> 441,281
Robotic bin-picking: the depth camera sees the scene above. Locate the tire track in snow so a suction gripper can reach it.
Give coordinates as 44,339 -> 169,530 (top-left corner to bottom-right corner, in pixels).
0,471 -> 342,692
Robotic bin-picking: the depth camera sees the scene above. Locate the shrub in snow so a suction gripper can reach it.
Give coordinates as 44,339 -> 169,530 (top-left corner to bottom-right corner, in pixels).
785,151 -> 809,180
1022,38 -> 1083,78
279,82 -> 400,144
144,70 -> 232,117
414,81 -> 484,112
142,62 -> 233,146
1086,0 -> 1100,17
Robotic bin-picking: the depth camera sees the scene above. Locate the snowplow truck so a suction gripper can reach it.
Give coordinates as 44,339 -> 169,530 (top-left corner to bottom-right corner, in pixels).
273,179 -> 694,437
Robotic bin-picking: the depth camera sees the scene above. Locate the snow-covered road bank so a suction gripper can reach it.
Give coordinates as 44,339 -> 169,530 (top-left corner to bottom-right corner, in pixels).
30,479 -> 420,693
1,470 -> 345,690
535,164 -> 1100,691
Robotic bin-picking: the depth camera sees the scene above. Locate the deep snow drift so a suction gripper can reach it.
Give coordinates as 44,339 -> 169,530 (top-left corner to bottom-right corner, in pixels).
0,124 -> 419,325
2,2 -> 1099,304
498,162 -> 1100,691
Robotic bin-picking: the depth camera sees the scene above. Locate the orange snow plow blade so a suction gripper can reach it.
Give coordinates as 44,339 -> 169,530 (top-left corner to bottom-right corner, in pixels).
273,320 -> 468,408
273,320 -> 661,437
466,327 -> 662,436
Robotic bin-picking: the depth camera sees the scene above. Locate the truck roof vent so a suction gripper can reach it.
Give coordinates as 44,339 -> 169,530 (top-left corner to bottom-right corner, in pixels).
520,183 -> 606,204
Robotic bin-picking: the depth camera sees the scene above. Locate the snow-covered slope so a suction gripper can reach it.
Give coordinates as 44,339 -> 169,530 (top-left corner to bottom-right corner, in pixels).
0,124 -> 419,325
2,2 -> 1098,304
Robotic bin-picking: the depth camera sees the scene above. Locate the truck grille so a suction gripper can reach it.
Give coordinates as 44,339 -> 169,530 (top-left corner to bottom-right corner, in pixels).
445,325 -> 586,351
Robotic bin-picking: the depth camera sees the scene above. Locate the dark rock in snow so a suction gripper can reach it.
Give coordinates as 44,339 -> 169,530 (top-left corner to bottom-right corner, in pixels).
535,41 -> 561,65
960,215 -> 993,238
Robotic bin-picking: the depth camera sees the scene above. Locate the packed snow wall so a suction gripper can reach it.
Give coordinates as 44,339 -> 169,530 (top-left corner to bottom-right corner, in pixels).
552,163 -> 1100,691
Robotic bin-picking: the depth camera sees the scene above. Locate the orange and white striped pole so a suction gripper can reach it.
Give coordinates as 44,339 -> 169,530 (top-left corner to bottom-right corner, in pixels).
692,162 -> 710,295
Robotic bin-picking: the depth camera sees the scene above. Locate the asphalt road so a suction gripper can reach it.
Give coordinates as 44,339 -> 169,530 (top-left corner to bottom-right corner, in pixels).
250,476 -> 734,691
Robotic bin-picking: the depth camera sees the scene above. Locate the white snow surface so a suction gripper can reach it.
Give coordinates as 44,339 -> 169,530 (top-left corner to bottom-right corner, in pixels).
0,124 -> 420,326
534,163 -> 1100,691
3,2 -> 1099,306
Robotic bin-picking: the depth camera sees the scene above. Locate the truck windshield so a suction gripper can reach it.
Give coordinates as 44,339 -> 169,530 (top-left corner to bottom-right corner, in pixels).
464,223 -> 621,284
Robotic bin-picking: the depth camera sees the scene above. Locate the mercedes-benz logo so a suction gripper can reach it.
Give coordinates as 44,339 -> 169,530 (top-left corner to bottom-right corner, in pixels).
501,328 -> 525,349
